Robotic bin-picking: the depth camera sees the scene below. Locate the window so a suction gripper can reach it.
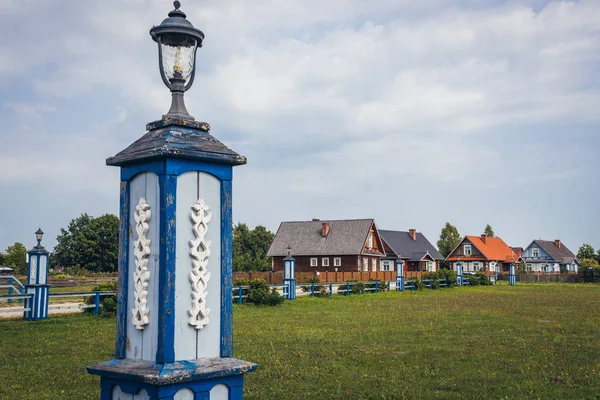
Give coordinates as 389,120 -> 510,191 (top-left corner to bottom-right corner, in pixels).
368,233 -> 374,248
363,258 -> 368,271
426,261 -> 433,272
322,257 -> 329,267
310,258 -> 318,267
372,258 -> 377,272
532,248 -> 539,258
473,262 -> 480,271
334,257 -> 341,267
464,245 -> 472,256
381,260 -> 392,272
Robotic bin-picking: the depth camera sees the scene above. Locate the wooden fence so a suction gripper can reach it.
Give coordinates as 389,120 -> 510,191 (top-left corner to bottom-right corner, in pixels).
232,271 -> 427,285
498,273 -> 581,283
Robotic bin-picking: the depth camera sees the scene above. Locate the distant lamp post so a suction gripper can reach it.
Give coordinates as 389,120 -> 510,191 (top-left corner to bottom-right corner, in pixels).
24,228 -> 50,321
456,258 -> 463,287
150,0 -> 205,120
283,246 -> 296,300
396,259 -> 405,292
509,263 -> 517,286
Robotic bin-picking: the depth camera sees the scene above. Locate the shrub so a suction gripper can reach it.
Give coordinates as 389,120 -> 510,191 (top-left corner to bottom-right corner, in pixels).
84,281 -> 118,317
301,276 -> 321,293
365,278 -> 388,293
474,272 -> 492,286
53,274 -> 70,280
66,264 -> 88,277
407,278 -> 426,290
235,278 -> 285,306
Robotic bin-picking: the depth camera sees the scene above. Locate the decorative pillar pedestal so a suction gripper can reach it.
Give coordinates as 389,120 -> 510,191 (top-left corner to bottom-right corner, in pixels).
87,119 -> 257,400
509,263 -> 516,286
395,259 -> 404,292
23,237 -> 50,321
283,248 -> 296,300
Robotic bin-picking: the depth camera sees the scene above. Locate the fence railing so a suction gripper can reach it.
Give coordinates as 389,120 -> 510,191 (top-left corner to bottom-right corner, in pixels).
0,274 -> 25,303
232,278 -> 457,303
0,291 -> 117,316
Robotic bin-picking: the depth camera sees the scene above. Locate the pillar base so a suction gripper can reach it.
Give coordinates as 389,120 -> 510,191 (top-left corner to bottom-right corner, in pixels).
87,357 -> 257,400
23,284 -> 49,321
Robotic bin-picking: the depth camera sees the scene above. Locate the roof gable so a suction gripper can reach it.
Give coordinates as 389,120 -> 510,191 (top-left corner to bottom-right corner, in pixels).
466,235 -> 519,262
524,240 -> 577,264
379,230 -> 443,260
267,219 -> 377,257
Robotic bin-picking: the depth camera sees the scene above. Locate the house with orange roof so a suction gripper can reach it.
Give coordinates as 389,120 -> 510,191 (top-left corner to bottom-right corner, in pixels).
446,234 -> 521,274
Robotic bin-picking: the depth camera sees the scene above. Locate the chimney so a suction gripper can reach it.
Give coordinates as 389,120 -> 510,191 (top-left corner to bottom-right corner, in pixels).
409,229 -> 417,241
555,239 -> 561,248
321,222 -> 330,237
481,234 -> 487,244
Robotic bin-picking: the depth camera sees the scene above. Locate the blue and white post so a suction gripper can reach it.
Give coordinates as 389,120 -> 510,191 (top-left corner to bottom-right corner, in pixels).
509,263 -> 516,286
87,3 -> 256,399
283,246 -> 296,300
395,259 -> 405,292
23,228 -> 50,321
456,261 -> 463,287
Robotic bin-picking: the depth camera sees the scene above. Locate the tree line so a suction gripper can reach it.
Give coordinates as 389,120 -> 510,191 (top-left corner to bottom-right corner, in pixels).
0,215 -> 273,274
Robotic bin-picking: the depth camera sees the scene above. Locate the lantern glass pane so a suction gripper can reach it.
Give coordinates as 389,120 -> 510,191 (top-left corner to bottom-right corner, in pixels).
161,39 -> 197,82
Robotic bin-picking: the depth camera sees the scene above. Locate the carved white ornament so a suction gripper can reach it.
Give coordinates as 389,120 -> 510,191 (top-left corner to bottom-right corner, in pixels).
188,199 -> 212,329
132,198 -> 151,330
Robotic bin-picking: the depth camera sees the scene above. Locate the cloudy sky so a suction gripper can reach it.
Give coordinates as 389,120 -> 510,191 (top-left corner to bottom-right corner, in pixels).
0,0 -> 599,255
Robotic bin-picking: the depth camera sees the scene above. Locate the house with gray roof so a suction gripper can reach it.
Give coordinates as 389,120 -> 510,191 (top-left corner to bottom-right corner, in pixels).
521,239 -> 579,273
379,229 -> 444,273
266,219 -> 386,273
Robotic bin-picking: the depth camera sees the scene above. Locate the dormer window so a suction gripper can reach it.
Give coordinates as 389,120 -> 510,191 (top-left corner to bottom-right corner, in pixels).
532,248 -> 539,258
464,244 -> 472,256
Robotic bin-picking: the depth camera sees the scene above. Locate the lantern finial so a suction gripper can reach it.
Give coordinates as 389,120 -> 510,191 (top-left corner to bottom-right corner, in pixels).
174,1 -> 181,10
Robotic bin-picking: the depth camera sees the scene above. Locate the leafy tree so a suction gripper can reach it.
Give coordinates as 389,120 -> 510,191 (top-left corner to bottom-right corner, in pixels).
484,224 -> 495,237
0,252 -> 4,265
577,243 -> 596,260
233,223 -> 274,272
54,213 -> 119,273
4,242 -> 28,274
580,258 -> 599,269
437,222 -> 461,269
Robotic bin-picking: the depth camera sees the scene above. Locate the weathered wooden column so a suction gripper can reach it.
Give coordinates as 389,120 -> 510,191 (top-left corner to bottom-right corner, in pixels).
23,228 -> 50,321
395,259 -> 404,292
283,246 -> 296,300
87,2 -> 256,399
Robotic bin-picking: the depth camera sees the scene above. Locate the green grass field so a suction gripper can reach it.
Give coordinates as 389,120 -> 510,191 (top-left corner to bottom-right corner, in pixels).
1,284 -> 599,399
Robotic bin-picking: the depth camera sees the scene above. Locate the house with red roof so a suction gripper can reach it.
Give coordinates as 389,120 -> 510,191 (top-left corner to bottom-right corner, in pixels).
446,234 -> 521,274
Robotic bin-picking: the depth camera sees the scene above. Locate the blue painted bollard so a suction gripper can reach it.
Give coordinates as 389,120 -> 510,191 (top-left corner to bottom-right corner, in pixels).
283,246 -> 296,300
24,228 -> 50,321
396,259 -> 405,292
509,263 -> 517,286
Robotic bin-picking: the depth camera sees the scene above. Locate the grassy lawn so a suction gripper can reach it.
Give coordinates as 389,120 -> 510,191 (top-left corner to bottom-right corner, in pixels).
1,284 -> 599,399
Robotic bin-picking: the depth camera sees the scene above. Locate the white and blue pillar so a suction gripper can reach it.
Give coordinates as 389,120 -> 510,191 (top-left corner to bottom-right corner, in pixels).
395,259 -> 405,292
23,228 -> 50,321
456,262 -> 463,287
283,246 -> 296,300
509,263 -> 516,286
87,118 -> 257,400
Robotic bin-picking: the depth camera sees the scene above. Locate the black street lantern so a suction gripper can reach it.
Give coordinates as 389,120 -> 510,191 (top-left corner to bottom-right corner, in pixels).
35,228 -> 44,248
150,1 -> 205,121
